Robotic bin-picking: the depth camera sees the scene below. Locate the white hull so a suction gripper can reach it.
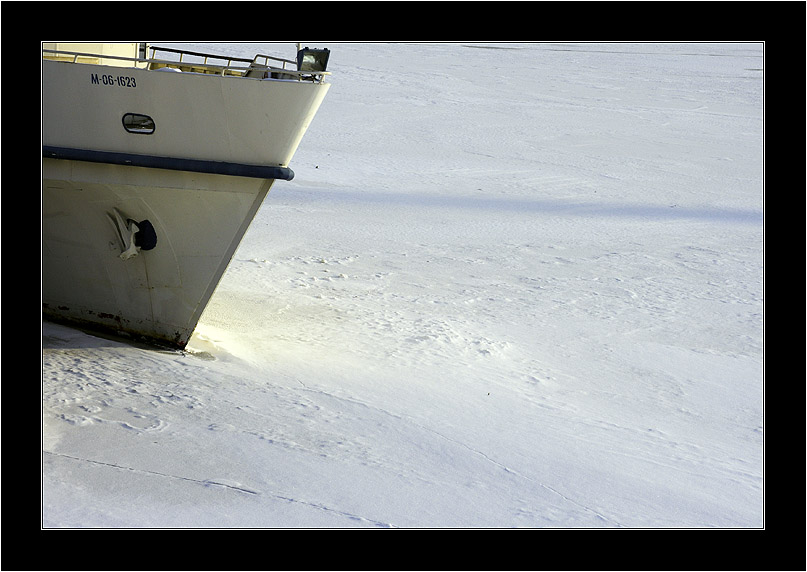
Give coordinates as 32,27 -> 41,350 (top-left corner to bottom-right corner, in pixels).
42,45 -> 330,347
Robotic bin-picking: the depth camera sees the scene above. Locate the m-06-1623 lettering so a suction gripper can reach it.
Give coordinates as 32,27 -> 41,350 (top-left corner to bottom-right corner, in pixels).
91,73 -> 137,88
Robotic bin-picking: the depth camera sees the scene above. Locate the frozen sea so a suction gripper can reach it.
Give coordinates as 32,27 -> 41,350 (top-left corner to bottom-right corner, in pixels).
41,42 -> 764,531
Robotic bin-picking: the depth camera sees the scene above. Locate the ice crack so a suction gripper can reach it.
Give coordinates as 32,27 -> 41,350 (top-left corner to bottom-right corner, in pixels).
42,451 -> 259,496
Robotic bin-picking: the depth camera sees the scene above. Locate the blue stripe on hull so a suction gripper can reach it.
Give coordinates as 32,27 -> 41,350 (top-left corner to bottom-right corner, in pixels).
43,146 -> 295,181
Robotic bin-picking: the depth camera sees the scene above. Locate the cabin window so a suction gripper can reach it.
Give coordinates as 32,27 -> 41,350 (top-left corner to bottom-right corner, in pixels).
122,113 -> 155,134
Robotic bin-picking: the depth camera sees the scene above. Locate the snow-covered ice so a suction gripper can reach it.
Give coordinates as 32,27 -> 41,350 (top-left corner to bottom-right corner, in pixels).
42,42 -> 764,528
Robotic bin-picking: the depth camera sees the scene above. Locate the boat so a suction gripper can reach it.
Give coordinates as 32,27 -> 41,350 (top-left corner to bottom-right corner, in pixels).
42,43 -> 331,349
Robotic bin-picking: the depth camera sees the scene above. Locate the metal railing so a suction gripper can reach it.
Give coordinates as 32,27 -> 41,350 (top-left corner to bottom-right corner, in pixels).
42,45 -> 330,83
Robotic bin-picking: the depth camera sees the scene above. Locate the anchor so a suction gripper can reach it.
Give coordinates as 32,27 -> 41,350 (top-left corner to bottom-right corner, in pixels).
108,209 -> 157,260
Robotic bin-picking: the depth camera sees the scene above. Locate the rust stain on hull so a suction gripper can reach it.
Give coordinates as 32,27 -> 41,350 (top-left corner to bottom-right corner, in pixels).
43,306 -> 187,350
